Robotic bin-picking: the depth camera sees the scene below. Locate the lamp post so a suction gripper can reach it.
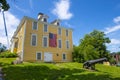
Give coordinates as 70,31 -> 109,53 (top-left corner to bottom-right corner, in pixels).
0,3 -> 9,49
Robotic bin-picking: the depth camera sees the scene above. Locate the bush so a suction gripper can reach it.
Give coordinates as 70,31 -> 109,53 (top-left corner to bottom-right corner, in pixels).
0,51 -> 18,58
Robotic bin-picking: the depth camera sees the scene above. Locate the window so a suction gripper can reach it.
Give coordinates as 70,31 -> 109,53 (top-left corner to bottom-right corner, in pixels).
44,18 -> 47,22
62,53 -> 66,60
66,29 -> 68,36
66,40 -> 69,49
43,24 -> 48,32
43,36 -> 48,47
57,22 -> 59,26
32,21 -> 38,30
31,34 -> 37,46
36,52 -> 42,60
58,39 -> 62,48
58,28 -> 61,35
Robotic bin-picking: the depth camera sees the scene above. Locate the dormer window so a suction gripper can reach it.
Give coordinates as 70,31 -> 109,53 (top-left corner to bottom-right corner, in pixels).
57,22 -> 59,26
44,18 -> 47,22
51,19 -> 61,26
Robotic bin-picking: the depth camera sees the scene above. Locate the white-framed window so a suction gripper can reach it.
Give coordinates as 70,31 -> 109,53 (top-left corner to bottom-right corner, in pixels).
43,18 -> 47,22
36,52 -> 42,60
32,21 -> 38,30
58,28 -> 61,35
66,40 -> 69,49
62,53 -> 67,60
58,39 -> 62,48
31,34 -> 37,46
66,29 -> 69,36
42,36 -> 48,47
43,24 -> 48,32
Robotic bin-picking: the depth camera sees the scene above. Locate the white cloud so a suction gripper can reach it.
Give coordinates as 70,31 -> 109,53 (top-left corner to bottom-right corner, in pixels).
107,45 -> 119,52
105,25 -> 120,34
104,16 -> 120,34
110,39 -> 120,45
106,39 -> 120,52
52,0 -> 73,20
113,16 -> 120,24
0,11 -> 20,48
14,5 -> 29,14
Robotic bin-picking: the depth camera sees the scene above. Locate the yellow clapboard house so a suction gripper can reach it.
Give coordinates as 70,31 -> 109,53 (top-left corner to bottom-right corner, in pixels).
10,13 -> 73,62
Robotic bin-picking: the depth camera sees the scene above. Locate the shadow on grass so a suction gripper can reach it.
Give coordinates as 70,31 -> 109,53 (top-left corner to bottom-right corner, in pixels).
2,64 -> 120,80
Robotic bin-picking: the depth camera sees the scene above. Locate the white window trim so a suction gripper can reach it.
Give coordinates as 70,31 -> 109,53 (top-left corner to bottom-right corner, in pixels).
66,40 -> 69,49
66,29 -> 69,36
36,52 -> 42,60
58,39 -> 62,49
42,36 -> 48,47
32,21 -> 38,30
58,27 -> 62,35
31,34 -> 37,46
43,24 -> 48,32
62,53 -> 67,60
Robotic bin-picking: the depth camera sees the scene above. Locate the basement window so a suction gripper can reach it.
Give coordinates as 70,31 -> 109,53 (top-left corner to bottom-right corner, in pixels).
36,52 -> 42,60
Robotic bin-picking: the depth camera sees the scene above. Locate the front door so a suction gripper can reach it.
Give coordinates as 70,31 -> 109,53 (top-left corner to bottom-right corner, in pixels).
44,52 -> 53,62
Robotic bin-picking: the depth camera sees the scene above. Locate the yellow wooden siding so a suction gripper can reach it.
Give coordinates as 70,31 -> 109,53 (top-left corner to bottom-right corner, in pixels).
22,19 -> 73,62
16,21 -> 25,53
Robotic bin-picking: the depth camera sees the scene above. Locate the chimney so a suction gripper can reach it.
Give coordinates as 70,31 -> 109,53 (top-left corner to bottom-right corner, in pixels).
38,12 -> 49,22
51,19 -> 61,26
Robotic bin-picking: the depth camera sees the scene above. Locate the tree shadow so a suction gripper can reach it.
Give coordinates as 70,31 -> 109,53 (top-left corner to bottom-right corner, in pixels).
2,64 -> 120,80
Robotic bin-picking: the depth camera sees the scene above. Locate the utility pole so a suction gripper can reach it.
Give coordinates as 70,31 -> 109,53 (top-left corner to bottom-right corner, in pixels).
0,3 -> 9,49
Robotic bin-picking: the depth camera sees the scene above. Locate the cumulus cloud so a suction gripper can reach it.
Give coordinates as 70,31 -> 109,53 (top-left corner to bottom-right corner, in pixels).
52,0 -> 73,20
0,11 -> 20,48
110,39 -> 120,45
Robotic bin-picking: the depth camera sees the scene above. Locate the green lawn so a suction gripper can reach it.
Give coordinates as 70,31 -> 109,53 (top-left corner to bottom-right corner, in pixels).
0,58 -> 120,80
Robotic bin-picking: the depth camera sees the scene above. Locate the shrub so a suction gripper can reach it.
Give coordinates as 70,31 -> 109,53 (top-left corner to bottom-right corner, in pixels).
0,51 -> 18,58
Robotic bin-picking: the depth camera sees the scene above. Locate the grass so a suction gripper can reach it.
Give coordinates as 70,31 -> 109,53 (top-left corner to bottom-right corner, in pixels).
0,58 -> 16,66
0,58 -> 120,80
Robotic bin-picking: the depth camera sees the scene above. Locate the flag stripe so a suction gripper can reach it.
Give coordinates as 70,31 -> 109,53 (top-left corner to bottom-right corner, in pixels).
49,33 -> 57,47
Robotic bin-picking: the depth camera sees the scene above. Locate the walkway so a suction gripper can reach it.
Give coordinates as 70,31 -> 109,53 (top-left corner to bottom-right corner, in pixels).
0,67 -> 3,80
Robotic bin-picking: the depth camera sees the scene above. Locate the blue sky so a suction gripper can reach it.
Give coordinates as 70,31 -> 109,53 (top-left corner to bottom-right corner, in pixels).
0,0 -> 120,52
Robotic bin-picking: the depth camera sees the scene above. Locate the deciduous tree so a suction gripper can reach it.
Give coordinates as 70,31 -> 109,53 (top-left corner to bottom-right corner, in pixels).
73,30 -> 111,62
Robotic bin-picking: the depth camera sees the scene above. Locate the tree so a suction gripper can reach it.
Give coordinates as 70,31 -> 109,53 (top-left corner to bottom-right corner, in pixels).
117,52 -> 120,54
73,30 -> 111,63
0,43 -> 7,53
0,0 -> 10,11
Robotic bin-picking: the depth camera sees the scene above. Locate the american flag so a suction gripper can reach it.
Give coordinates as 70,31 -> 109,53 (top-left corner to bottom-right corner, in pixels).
49,33 -> 57,47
